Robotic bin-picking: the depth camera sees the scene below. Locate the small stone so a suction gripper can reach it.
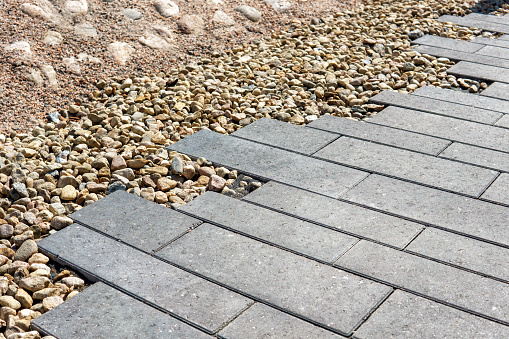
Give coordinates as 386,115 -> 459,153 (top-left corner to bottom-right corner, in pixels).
171,157 -> 184,175
196,175 -> 209,186
154,191 -> 168,204
408,29 -> 424,40
264,0 -> 291,11
402,62 -> 415,72
105,182 -> 127,195
42,295 -> 64,312
123,8 -> 142,20
64,0 -> 88,17
74,22 -> 97,37
107,42 -> 133,66
182,165 -> 196,180
60,185 -> 77,201
0,296 -> 21,310
44,31 -> 63,46
60,277 -> 84,288
177,15 -> 204,35
19,276 -> 51,292
33,288 -> 60,301
126,159 -> 148,169
40,65 -> 58,89
154,0 -> 179,17
50,216 -> 73,230
14,240 -> 38,261
15,289 -> 33,309
212,10 -> 235,26
0,225 -> 13,239
208,175 -> 226,192
110,155 -> 127,171
235,5 -> 261,22
8,331 -> 41,339
112,168 -> 135,181
21,3 -> 51,20
157,178 -> 178,192
28,253 -> 49,265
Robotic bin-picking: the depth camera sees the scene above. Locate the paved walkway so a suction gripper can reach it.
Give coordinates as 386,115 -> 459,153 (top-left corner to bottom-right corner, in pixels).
31,12 -> 509,339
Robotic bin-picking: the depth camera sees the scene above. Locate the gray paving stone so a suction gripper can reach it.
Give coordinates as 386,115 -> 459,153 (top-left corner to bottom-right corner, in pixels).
336,240 -> 509,323
167,130 -> 368,199
232,117 -> 338,155
448,61 -> 509,83
37,224 -> 252,333
439,142 -> 509,172
481,82 -> 509,100
476,45 -> 509,60
498,34 -> 509,41
341,174 -> 509,247
219,303 -> 344,339
406,228 -> 509,282
473,36 -> 509,48
243,181 -> 423,249
466,13 -> 509,26
353,290 -> 509,339
32,282 -> 212,339
495,114 -> 509,128
370,90 -> 502,124
438,15 -> 509,34
412,85 -> 509,114
414,45 -> 509,69
307,115 -> 450,155
157,224 -> 392,336
314,137 -> 497,197
480,173 -> 509,205
368,106 -> 509,153
411,35 -> 484,52
179,191 -> 358,263
70,190 -> 200,252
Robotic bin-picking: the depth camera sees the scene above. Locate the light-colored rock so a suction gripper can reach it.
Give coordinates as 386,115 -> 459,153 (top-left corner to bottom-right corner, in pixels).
28,253 -> 49,265
19,276 -> 51,292
15,289 -> 33,309
7,330 -> 41,339
0,296 -> 21,310
208,175 -> 226,192
4,41 -> 31,55
50,216 -> 73,230
264,0 -> 291,11
154,0 -> 179,17
235,5 -> 261,22
40,65 -> 58,89
60,185 -> 77,201
13,240 -> 38,262
74,22 -> 97,37
62,57 -> 81,75
177,15 -> 204,35
64,0 -> 88,17
107,42 -> 133,66
212,10 -> 235,26
60,277 -> 84,288
44,31 -> 63,45
123,8 -> 142,20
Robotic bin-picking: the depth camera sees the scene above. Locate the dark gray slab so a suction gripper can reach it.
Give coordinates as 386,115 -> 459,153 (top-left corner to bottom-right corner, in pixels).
438,15 -> 509,34
411,35 -> 484,53
307,115 -> 450,155
448,61 -> 509,84
354,290 -> 509,339
167,130 -> 368,199
336,240 -> 509,323
244,181 -> 423,249
476,45 -> 509,60
232,117 -> 338,155
466,13 -> 509,26
157,224 -> 392,336
481,173 -> 509,205
370,90 -> 502,124
473,36 -> 509,48
412,85 -> 509,115
406,228 -> 509,282
179,192 -> 357,263
314,137 -> 498,197
368,106 -> 509,154
219,303 -> 344,339
70,190 -> 201,253
439,142 -> 509,172
32,282 -> 212,339
481,82 -> 509,100
37,224 -> 252,333
495,114 -> 509,128
413,45 -> 509,69
341,174 -> 509,247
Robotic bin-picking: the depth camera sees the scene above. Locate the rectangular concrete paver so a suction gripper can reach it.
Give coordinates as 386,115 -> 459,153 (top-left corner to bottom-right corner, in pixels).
406,228 -> 509,282
438,15 -> 509,34
368,106 -> 509,153
413,45 -> 509,69
480,173 -> 509,205
473,36 -> 509,48
411,35 -> 484,52
341,174 -> 509,247
157,223 -> 393,336
314,137 -> 498,197
244,181 -> 423,249
336,240 -> 509,324
232,117 -> 338,155
412,85 -> 509,114
353,290 -> 509,339
37,224 -> 252,333
481,82 -> 509,100
32,282 -> 212,339
439,142 -> 509,172
476,45 -> 509,60
448,61 -> 509,83
70,190 -> 201,252
495,114 -> 509,128
370,90 -> 502,124
219,303 -> 345,339
167,130 -> 368,198
466,13 -> 509,26
178,191 -> 358,263
307,114 -> 450,155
